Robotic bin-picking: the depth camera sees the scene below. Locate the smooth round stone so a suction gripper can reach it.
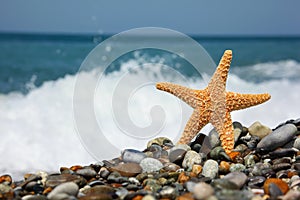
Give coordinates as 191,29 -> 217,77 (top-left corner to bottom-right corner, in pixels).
168,149 -> 186,164
76,167 -> 97,178
252,163 -> 272,176
192,182 -> 214,200
247,176 -> 266,187
182,150 -> 202,171
281,190 -> 300,200
202,159 -> 219,179
121,149 -> 146,163
257,124 -> 297,151
142,194 -> 156,200
248,121 -> 272,139
229,163 -> 246,172
108,162 -> 142,177
163,162 -> 181,172
47,182 -> 78,200
170,144 -> 191,152
263,178 -> 289,195
293,137 -> 300,150
107,172 -> 128,183
223,172 -> 247,189
140,158 -> 163,173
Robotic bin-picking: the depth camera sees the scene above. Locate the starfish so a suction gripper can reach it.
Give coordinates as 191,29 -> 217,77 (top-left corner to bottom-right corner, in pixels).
156,50 -> 271,154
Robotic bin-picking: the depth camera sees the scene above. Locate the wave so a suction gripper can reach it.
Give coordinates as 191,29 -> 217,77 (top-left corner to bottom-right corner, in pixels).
0,60 -> 299,180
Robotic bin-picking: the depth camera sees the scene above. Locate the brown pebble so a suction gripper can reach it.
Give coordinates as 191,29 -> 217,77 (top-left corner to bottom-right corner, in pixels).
0,175 -> 12,185
263,178 -> 289,195
70,165 -> 83,171
43,187 -> 52,195
178,172 -> 190,184
108,162 -> 142,177
192,164 -> 202,175
176,192 -> 194,200
132,195 -> 144,200
219,161 -> 230,174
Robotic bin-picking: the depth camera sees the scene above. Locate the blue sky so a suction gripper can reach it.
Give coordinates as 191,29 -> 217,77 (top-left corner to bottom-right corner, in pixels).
0,0 -> 300,35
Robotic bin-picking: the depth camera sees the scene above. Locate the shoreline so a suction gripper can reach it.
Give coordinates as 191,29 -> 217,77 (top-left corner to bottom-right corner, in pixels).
1,118 -> 300,199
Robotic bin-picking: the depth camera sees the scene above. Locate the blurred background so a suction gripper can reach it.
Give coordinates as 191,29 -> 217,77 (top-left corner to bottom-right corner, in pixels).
0,0 -> 300,179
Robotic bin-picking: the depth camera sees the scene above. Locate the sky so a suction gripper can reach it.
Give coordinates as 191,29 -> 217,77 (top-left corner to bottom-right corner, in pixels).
0,0 -> 300,36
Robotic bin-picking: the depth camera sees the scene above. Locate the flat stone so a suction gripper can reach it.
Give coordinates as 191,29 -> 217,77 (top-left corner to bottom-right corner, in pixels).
223,172 -> 247,189
45,174 -> 86,188
202,159 -> 218,179
121,149 -> 146,163
108,162 -> 142,177
47,182 -> 78,200
248,121 -> 272,139
169,149 -> 186,164
257,124 -> 297,151
140,158 -> 163,173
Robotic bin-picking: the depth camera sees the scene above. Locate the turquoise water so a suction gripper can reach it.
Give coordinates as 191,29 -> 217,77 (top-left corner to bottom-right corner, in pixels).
1,33 -> 300,93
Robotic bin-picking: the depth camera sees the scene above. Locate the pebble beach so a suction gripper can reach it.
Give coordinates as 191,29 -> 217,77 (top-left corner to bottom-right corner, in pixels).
1,119 -> 300,200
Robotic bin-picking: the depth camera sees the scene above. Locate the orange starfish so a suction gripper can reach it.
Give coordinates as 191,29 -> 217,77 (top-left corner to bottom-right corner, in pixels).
156,50 -> 271,154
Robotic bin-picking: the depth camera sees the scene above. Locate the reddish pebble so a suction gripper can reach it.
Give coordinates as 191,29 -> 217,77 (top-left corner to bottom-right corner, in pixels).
219,161 -> 230,174
192,164 -> 202,175
178,172 -> 190,184
263,178 -> 289,195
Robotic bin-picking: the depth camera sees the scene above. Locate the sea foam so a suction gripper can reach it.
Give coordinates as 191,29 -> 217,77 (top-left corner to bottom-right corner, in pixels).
0,59 -> 299,180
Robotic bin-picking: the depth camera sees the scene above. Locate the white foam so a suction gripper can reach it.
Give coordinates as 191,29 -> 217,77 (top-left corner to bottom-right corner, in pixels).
0,60 -> 299,180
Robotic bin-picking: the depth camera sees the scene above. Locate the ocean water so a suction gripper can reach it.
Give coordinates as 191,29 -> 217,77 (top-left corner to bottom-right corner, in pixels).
1,33 -> 300,179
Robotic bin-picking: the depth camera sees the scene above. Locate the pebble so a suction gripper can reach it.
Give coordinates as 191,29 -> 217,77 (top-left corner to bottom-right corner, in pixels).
223,172 -> 247,189
248,121 -> 272,139
182,150 -> 202,171
2,119 -> 300,200
47,182 -> 79,200
229,163 -> 246,172
293,137 -> 300,150
192,182 -> 214,200
257,124 -> 298,151
121,149 -> 146,163
208,128 -> 221,148
202,159 -> 219,179
108,162 -> 142,177
140,158 -> 163,173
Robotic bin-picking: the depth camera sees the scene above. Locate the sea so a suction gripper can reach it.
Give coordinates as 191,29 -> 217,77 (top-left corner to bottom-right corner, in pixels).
0,32 -> 300,180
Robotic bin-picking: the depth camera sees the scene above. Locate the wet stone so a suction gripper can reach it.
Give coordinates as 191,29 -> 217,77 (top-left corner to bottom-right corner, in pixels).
247,176 -> 266,187
121,149 -> 146,163
257,124 -> 298,152
168,149 -> 186,164
47,182 -> 79,200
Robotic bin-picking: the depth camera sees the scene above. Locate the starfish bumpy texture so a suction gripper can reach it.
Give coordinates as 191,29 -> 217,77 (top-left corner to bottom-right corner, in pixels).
156,50 -> 271,154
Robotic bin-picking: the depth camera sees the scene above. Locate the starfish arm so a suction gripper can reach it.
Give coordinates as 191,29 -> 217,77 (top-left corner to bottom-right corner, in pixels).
156,82 -> 200,109
211,111 -> 234,154
177,109 -> 209,144
208,50 -> 232,90
226,92 -> 271,112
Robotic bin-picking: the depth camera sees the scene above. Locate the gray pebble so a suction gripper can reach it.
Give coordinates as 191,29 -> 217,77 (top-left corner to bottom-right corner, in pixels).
293,137 -> 300,150
193,182 -> 214,200
76,167 -> 97,178
223,172 -> 247,189
121,149 -> 146,163
140,157 -> 163,173
202,159 -> 218,179
182,150 -> 202,171
208,128 -> 221,148
257,124 -> 297,151
229,163 -> 246,172
47,182 -> 78,200
248,121 -> 272,139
